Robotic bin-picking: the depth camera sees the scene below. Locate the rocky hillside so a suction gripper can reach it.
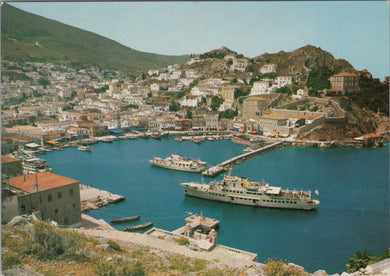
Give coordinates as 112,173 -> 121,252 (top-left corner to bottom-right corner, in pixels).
1,3 -> 188,76
252,45 -> 357,78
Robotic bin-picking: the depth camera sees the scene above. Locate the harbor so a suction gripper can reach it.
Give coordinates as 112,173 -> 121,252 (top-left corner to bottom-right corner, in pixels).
202,141 -> 285,177
37,137 -> 389,274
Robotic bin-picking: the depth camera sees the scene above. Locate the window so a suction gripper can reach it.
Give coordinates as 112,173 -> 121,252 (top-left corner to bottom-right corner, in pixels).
48,194 -> 52,202
54,209 -> 58,214
58,191 -> 62,199
72,203 -> 76,208
69,188 -> 74,196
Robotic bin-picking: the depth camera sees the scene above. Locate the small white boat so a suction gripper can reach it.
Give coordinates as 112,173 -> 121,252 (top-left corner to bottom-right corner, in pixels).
77,145 -> 92,152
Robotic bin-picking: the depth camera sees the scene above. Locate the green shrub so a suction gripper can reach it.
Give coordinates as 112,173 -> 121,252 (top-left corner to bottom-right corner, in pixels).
347,251 -> 375,273
118,260 -> 145,276
42,268 -> 57,276
175,237 -> 189,246
95,259 -> 116,276
31,220 -> 85,260
170,255 -> 192,272
1,252 -> 21,270
108,240 -> 122,251
263,258 -> 288,276
193,258 -> 207,271
202,267 -> 226,276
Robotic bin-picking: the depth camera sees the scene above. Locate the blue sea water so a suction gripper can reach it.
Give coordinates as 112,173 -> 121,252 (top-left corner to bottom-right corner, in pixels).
41,137 -> 389,274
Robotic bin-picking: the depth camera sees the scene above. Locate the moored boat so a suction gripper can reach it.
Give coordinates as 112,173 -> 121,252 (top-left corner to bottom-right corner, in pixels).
123,222 -> 153,231
150,154 -> 207,173
111,216 -> 140,224
77,145 -> 92,152
180,175 -> 319,210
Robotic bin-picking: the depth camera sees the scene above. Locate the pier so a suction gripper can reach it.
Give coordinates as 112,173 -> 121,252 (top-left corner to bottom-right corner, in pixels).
80,184 -> 125,212
202,141 -> 285,177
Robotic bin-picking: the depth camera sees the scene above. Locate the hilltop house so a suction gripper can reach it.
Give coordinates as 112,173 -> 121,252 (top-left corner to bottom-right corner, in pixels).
328,72 -> 359,96
260,64 -> 277,74
250,81 -> 271,95
275,76 -> 293,88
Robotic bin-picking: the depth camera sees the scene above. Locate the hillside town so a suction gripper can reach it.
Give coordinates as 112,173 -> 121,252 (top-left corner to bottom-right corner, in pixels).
2,51 -> 388,158
2,50 -> 389,276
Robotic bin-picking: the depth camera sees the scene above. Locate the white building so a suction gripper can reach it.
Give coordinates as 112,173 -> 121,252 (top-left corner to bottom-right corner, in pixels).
150,83 -> 160,92
170,70 -> 183,80
260,64 -> 277,74
250,81 -> 271,95
293,88 -> 309,100
159,73 -> 170,81
230,58 -> 248,72
275,76 -> 293,88
179,95 -> 201,107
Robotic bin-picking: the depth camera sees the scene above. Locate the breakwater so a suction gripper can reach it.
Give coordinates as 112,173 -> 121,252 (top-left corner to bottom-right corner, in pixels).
202,141 -> 285,177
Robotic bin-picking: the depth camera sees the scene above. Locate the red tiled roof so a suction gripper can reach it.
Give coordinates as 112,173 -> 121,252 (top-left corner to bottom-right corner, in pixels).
8,172 -> 79,193
2,156 -> 21,164
363,133 -> 382,138
332,72 -> 358,77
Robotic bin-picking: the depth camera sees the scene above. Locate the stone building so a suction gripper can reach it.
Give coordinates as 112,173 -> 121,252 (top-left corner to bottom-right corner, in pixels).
1,156 -> 23,178
220,85 -> 237,102
328,72 -> 359,95
7,172 -> 81,226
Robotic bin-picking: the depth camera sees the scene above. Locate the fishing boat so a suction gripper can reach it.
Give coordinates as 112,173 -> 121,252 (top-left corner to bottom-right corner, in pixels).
123,222 -> 153,231
101,137 -> 114,143
151,132 -> 162,140
180,174 -> 320,210
111,216 -> 140,223
150,154 -> 207,173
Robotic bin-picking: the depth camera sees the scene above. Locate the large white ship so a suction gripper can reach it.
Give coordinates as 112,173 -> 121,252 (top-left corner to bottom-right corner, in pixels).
149,154 -> 207,173
180,175 -> 320,210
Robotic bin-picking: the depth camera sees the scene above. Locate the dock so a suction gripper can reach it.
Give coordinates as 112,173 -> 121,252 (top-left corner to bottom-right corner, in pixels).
202,141 -> 285,177
80,184 -> 125,212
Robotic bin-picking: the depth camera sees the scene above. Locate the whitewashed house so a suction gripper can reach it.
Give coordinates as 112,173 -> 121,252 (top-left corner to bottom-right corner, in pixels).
275,76 -> 293,88
260,64 -> 277,74
250,81 -> 271,95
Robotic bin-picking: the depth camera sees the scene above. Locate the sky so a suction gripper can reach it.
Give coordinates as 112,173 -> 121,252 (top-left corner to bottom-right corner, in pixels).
9,1 -> 390,79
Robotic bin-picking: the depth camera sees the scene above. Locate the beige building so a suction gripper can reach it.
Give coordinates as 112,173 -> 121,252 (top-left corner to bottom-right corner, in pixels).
258,111 -> 291,135
7,172 -> 81,226
221,85 -> 236,102
329,72 -> 359,95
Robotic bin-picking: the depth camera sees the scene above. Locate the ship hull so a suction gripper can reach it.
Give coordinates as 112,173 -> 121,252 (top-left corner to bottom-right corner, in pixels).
150,161 -> 205,173
180,183 -> 319,210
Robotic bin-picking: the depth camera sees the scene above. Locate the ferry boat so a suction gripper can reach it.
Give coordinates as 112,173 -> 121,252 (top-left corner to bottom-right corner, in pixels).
150,154 -> 207,173
180,175 -> 319,210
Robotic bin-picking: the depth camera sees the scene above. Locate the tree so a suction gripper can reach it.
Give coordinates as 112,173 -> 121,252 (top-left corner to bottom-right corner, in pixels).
349,77 -> 389,114
38,78 -> 50,89
210,96 -> 223,111
186,110 -> 192,119
234,87 -> 250,99
306,67 -> 333,91
169,100 -> 180,112
347,251 -> 375,273
275,86 -> 292,95
220,109 -> 238,119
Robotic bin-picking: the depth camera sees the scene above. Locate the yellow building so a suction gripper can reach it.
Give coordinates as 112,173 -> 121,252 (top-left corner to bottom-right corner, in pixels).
7,172 -> 81,226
